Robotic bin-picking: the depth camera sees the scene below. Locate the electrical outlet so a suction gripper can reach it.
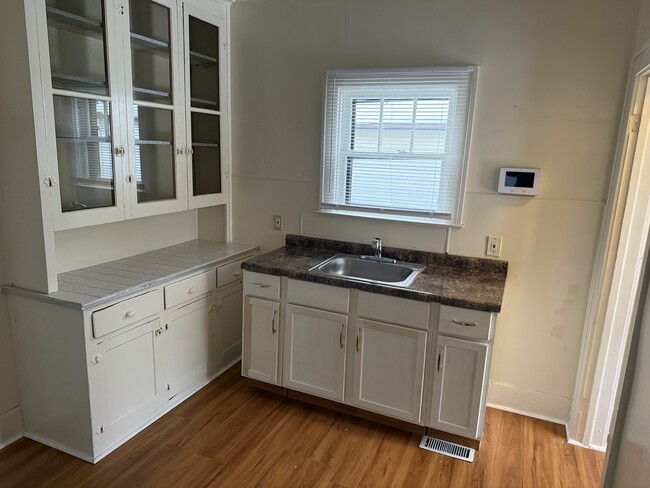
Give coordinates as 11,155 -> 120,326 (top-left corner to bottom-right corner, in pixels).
486,236 -> 502,257
273,215 -> 282,231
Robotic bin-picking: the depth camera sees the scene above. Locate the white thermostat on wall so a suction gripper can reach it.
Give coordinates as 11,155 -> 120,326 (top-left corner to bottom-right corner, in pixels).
497,167 -> 541,196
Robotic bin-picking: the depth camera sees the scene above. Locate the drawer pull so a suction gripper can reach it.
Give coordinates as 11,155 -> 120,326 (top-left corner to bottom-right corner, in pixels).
187,286 -> 196,294
124,309 -> 136,318
253,282 -> 271,288
233,270 -> 242,277
452,319 -> 478,327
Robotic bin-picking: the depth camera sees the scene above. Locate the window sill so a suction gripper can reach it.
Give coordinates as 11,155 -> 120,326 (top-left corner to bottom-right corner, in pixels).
316,209 -> 464,228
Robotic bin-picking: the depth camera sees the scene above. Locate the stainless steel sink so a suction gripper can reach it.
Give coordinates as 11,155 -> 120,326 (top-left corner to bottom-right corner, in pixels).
309,254 -> 424,287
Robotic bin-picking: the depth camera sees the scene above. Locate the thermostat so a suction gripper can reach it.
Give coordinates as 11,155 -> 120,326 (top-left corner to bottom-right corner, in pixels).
497,167 -> 541,196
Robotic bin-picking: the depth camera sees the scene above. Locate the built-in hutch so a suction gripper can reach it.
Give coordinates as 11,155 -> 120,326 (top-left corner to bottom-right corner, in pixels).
0,0 -> 239,463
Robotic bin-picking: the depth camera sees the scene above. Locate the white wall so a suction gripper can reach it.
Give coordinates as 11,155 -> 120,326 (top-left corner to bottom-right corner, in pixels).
231,0 -> 641,422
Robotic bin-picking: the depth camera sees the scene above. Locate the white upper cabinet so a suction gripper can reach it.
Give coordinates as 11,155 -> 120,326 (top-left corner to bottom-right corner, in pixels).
36,0 -> 229,230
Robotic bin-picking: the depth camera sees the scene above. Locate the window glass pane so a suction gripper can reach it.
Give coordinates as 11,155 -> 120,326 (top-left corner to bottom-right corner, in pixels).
191,112 -> 221,195
379,100 -> 414,153
46,0 -> 109,95
188,17 -> 219,110
351,100 -> 380,152
53,96 -> 115,212
129,0 -> 172,104
412,99 -> 449,154
133,105 -> 175,203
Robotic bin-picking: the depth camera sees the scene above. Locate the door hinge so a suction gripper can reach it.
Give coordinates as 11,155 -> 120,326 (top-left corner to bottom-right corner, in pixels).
629,113 -> 641,133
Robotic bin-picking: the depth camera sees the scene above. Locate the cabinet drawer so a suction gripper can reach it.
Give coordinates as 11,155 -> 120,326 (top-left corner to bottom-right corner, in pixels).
357,292 -> 429,331
438,305 -> 494,341
243,271 -> 281,300
217,257 -> 249,288
164,269 -> 216,309
92,290 -> 162,338
287,279 -> 349,313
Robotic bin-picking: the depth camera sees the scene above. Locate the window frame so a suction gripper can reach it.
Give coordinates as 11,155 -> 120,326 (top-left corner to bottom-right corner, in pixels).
319,66 -> 478,227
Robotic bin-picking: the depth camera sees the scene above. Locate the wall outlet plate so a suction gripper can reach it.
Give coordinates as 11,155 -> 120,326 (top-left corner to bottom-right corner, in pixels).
273,215 -> 282,231
486,236 -> 502,257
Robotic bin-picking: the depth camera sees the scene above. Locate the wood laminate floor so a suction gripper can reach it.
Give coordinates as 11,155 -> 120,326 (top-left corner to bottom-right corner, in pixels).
0,364 -> 605,488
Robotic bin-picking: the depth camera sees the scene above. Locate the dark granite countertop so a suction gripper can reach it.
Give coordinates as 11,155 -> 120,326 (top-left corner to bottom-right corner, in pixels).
241,235 -> 508,313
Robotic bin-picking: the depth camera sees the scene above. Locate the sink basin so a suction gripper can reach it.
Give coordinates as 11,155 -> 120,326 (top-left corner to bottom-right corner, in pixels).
310,254 -> 424,287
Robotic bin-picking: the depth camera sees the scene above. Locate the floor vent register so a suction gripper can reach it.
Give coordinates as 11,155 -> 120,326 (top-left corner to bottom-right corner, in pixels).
419,434 -> 475,463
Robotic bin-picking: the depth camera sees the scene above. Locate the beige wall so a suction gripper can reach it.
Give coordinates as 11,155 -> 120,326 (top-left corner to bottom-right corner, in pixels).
637,0 -> 650,51
231,0 -> 640,421
0,236 -> 22,446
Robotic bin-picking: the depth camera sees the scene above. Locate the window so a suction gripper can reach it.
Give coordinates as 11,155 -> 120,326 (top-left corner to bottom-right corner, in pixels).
320,67 -> 477,225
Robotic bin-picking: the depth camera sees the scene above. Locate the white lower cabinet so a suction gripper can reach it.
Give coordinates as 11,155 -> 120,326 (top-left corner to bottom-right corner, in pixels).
161,296 -> 212,400
91,318 -> 166,452
241,271 -> 498,443
283,304 -> 347,401
353,319 -> 427,423
242,296 -> 281,384
428,335 -> 489,439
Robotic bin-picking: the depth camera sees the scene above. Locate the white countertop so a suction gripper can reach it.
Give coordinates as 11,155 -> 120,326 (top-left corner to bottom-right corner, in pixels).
3,240 -> 258,310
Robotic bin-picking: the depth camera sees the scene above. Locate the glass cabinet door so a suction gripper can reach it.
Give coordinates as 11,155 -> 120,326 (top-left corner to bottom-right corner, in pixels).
45,0 -> 122,218
125,0 -> 186,216
184,7 -> 226,206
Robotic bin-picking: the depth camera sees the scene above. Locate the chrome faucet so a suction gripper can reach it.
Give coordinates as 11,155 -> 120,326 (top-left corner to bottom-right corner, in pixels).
371,236 -> 382,258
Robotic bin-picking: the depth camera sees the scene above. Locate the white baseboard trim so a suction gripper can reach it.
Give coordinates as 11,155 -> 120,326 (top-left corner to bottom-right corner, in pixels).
566,437 -> 607,452
487,381 -> 572,426
0,406 -> 23,449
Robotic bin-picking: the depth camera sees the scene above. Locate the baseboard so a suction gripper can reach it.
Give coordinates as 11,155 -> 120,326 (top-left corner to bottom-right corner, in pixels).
23,432 -> 94,462
566,437 -> 607,452
487,381 -> 572,425
0,406 -> 23,449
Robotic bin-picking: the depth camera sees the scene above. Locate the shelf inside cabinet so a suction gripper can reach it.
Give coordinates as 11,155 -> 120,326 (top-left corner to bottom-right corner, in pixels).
135,140 -> 172,145
130,33 -> 169,53
52,73 -> 108,93
46,6 -> 103,34
192,142 -> 219,148
189,50 -> 217,65
56,136 -> 111,144
190,97 -> 218,108
133,86 -> 170,98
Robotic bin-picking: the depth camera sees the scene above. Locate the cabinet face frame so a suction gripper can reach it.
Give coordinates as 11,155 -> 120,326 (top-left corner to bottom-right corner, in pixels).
352,318 -> 427,423
182,3 -> 229,209
283,304 -> 347,401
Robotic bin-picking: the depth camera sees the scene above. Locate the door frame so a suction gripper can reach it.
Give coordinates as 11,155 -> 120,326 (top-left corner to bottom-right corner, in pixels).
568,41 -> 650,450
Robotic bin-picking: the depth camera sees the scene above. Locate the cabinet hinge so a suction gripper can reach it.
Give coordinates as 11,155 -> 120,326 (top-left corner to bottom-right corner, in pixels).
96,425 -> 104,434
166,383 -> 171,391
629,113 -> 641,134
90,354 -> 102,365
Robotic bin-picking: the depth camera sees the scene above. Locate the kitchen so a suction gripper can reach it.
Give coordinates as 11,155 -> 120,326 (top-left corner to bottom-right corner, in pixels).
1,0 -> 650,485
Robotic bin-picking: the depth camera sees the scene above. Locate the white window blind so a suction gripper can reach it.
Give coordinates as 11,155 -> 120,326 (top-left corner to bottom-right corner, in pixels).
320,66 -> 477,225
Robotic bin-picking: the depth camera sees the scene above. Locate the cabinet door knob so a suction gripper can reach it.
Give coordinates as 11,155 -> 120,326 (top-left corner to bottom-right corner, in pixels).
124,309 -> 136,318
452,319 -> 478,327
339,324 -> 345,349
271,309 -> 277,334
188,286 -> 196,294
355,333 -> 361,353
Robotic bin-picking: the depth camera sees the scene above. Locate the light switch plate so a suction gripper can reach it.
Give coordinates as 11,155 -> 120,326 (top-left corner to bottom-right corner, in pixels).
486,236 -> 502,257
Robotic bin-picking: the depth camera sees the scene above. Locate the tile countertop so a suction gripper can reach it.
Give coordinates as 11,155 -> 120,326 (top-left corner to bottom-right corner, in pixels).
3,240 -> 259,310
241,235 -> 508,313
